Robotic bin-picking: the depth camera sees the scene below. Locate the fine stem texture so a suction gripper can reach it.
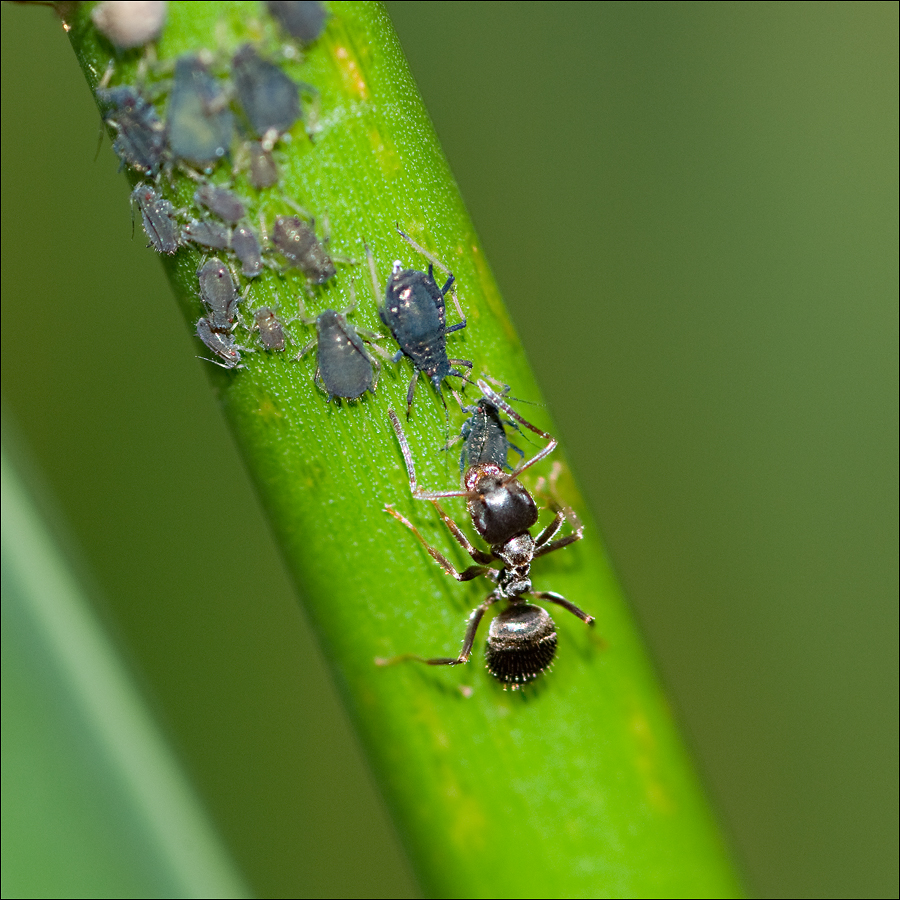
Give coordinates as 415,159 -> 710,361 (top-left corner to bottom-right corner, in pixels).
63,2 -> 742,895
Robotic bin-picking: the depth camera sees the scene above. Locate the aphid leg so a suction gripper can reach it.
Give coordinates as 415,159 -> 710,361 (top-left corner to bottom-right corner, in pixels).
294,337 -> 316,362
295,286 -> 317,327
361,339 -> 394,364
449,360 -> 473,378
385,505 -> 494,582
477,378 -> 557,477
530,591 -> 595,627
388,409 -> 472,501
405,370 -> 420,419
339,280 -> 358,316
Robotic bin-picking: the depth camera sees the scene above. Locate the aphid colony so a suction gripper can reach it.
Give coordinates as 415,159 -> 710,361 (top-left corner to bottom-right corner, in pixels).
93,1 -> 595,689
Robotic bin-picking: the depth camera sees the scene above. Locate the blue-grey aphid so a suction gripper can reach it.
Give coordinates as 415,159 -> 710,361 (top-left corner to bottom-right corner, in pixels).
264,1 -> 328,44
246,141 -> 278,189
167,54 -> 233,167
131,183 -> 181,254
193,184 -> 246,224
251,307 -> 288,351
231,225 -> 263,278
272,215 -> 335,283
296,307 -> 382,401
197,258 -> 240,332
231,44 -> 301,141
196,317 -> 245,369
459,396 -> 524,473
369,229 -> 472,416
183,217 -> 231,251
97,85 -> 166,176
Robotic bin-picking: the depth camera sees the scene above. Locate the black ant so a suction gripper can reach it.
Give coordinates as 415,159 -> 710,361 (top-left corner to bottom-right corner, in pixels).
381,380 -> 594,689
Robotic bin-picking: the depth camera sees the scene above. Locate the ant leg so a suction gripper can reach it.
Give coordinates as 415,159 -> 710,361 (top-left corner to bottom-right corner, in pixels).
476,379 -> 557,478
533,507 -> 567,547
385,505 -> 494,581
388,410 -> 473,501
534,506 -> 584,558
531,591 -> 595,626
431,501 -> 495,565
375,593 -> 500,669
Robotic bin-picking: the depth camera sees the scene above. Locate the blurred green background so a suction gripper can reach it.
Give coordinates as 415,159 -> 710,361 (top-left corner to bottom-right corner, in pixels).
1,2 -> 896,897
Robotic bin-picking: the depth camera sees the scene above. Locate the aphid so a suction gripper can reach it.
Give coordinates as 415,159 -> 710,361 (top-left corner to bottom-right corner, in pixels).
193,183 -> 246,224
265,0 -> 328,44
369,228 -> 472,417
195,317 -> 246,369
97,85 -> 166,176
251,306 -> 289,351
295,290 -> 385,401
246,140 -> 279,189
92,0 -> 167,51
183,217 -> 231,251
271,215 -> 335,283
231,225 -> 264,278
458,394 -> 524,473
130,183 -> 181,254
167,53 -> 233,168
231,44 -> 301,145
380,381 -> 594,689
197,257 -> 241,332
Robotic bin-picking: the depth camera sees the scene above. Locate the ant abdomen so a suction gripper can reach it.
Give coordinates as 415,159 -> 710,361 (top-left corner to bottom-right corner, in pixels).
485,604 -> 558,686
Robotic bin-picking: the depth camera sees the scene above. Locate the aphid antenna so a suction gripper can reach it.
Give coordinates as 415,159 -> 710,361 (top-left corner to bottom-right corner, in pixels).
364,243 -> 383,306
395,223 -> 466,326
476,372 -> 537,408
96,59 -> 116,90
281,195 -> 315,222
93,122 -> 107,163
195,354 -> 247,371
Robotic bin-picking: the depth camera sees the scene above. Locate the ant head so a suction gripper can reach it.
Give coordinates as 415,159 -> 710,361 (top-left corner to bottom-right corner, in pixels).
484,604 -> 557,688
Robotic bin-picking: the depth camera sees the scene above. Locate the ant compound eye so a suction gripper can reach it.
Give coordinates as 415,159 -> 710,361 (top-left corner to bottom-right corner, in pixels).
485,604 -> 557,687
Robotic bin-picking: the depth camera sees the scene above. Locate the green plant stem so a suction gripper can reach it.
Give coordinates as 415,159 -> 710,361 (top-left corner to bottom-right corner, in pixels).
63,2 -> 742,895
